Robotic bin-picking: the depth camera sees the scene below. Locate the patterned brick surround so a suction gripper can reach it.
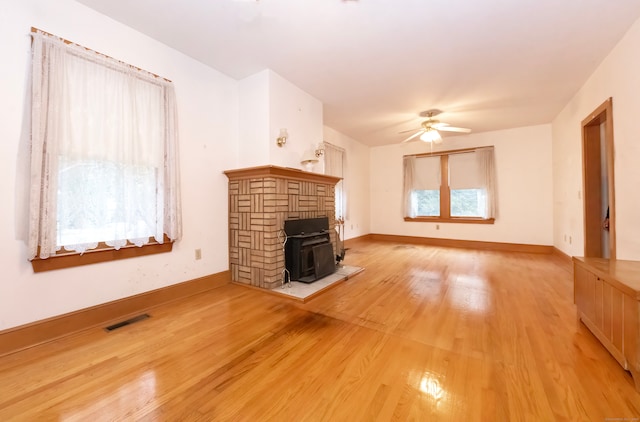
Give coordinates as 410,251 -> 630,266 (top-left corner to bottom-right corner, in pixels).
224,166 -> 341,289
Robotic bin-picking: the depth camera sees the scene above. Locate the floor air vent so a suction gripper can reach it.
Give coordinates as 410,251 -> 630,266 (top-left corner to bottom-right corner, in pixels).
104,313 -> 150,332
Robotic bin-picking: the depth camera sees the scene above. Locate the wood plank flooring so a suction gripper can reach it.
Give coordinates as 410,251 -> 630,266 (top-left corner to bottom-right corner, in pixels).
1,239 -> 639,421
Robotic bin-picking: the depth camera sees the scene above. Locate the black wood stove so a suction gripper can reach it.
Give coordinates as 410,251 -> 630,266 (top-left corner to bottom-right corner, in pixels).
284,217 -> 335,283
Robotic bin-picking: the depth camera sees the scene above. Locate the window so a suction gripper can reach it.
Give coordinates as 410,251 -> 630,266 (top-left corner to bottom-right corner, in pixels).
414,190 -> 440,216
322,142 -> 346,222
27,29 -> 182,268
448,151 -> 486,218
410,154 -> 441,217
450,189 -> 485,217
403,147 -> 496,223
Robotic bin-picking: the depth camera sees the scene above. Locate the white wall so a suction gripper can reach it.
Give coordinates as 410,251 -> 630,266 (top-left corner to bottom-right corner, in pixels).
552,17 -> 640,259
322,126 -> 371,240
0,0 -> 238,330
238,70 -> 270,168
370,125 -> 554,245
268,71 -> 324,169
237,69 -> 324,170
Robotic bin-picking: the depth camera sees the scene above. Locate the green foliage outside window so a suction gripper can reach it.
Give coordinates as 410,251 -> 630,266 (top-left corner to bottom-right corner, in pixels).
414,189 -> 483,217
414,190 -> 440,216
451,189 -> 482,217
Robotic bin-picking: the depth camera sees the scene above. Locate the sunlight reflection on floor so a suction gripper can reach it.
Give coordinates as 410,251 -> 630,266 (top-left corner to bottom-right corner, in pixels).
62,369 -> 157,420
448,274 -> 491,313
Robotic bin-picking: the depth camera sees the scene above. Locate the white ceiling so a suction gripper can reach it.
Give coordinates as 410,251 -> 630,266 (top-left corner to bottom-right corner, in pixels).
76,0 -> 640,146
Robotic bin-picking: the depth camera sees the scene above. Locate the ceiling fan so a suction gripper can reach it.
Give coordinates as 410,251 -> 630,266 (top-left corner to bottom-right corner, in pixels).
400,109 -> 471,144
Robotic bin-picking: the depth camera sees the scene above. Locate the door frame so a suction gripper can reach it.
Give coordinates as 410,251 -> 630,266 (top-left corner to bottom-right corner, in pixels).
581,97 -> 615,259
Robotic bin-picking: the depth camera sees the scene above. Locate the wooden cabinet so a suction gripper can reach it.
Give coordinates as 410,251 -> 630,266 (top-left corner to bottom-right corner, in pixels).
573,257 -> 640,391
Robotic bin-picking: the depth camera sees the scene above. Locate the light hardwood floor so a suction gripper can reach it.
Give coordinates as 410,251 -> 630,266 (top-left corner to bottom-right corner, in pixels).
1,239 -> 639,421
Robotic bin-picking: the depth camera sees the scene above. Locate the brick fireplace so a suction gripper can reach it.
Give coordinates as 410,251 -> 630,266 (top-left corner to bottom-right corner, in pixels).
224,165 -> 341,289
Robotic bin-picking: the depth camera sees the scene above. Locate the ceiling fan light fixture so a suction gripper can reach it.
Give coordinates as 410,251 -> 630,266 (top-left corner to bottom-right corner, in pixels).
399,109 -> 469,144
420,128 -> 441,143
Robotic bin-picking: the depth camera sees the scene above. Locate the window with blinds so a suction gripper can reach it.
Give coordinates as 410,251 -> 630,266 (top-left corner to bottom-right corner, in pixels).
412,155 -> 441,217
448,152 -> 485,217
403,147 -> 496,223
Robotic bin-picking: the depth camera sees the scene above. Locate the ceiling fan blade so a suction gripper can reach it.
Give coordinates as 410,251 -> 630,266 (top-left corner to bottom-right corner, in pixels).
437,126 -> 471,133
401,131 -> 424,143
431,122 -> 449,128
399,127 -> 421,134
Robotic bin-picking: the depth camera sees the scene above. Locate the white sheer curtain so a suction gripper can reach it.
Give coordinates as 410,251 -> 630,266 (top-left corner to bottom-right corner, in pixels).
323,142 -> 346,221
29,31 -> 182,259
477,147 -> 497,219
402,156 -> 416,218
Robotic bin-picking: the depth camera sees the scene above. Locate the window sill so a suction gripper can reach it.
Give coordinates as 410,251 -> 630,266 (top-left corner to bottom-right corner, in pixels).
404,217 -> 495,224
31,239 -> 173,272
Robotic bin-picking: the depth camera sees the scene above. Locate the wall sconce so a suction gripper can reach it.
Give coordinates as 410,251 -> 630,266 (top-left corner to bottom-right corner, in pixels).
315,144 -> 324,158
276,128 -> 288,147
300,150 -> 319,172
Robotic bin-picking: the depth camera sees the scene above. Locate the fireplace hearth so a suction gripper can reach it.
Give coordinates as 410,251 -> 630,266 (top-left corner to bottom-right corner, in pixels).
284,217 -> 335,283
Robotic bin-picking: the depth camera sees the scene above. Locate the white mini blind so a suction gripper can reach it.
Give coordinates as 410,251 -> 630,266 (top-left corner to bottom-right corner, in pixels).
449,151 -> 479,189
414,156 -> 440,190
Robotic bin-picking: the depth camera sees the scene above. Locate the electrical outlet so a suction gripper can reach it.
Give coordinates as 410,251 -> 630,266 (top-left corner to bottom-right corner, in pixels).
436,224 -> 440,230
195,248 -> 202,260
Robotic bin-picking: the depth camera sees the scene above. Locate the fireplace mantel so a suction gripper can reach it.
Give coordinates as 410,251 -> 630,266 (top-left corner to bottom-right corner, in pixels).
224,165 -> 340,289
224,165 -> 341,185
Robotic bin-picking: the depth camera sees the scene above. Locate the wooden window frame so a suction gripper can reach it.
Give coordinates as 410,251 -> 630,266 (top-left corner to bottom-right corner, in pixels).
404,147 -> 495,225
31,236 -> 174,272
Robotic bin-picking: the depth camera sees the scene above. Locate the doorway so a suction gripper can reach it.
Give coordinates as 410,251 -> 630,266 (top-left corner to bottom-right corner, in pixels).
581,98 -> 615,259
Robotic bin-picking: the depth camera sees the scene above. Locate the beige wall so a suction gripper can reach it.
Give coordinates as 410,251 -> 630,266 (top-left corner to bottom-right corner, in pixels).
238,69 -> 325,170
268,71 -> 324,169
0,0 -> 239,330
369,125 -> 554,245
552,16 -> 640,259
